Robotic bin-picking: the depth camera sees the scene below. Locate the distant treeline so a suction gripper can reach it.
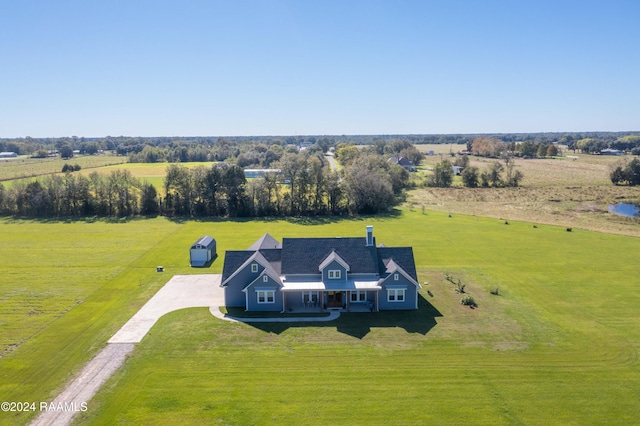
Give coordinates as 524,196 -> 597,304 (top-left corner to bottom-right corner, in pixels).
2,132 -> 639,160
0,148 -> 411,219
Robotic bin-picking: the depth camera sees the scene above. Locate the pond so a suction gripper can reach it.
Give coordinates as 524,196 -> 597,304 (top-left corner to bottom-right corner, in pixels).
608,203 -> 640,217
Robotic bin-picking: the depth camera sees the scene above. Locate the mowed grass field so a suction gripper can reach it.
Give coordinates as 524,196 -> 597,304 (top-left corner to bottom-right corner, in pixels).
0,155 -> 126,183
2,210 -> 639,424
76,162 -> 216,194
1,160 -> 214,194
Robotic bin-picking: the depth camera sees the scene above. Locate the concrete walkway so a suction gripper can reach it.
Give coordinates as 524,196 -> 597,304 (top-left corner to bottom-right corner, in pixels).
210,307 -> 340,323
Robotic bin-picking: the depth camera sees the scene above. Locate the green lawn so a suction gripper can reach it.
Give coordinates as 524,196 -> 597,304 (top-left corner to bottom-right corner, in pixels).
1,161 -> 214,192
76,162 -> 216,195
0,154 -> 126,182
1,211 -> 640,424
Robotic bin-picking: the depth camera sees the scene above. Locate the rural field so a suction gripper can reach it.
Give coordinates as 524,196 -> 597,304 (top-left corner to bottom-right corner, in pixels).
1,209 -> 639,424
0,159 -> 214,196
76,162 -> 216,195
0,154 -> 126,184
413,146 -> 640,237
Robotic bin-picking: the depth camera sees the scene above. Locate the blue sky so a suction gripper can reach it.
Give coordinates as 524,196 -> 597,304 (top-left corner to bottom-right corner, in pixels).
1,0 -> 638,137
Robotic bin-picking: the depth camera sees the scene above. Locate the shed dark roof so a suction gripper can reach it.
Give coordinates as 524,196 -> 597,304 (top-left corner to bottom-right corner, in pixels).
281,237 -> 379,275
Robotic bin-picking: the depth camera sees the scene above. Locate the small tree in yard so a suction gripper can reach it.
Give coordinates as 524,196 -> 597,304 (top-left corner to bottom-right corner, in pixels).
610,158 -> 640,186
488,161 -> 504,187
502,154 -> 524,187
460,295 -> 477,307
428,160 -> 453,187
506,169 -> 524,187
462,166 -> 479,188
60,145 -> 74,160
626,158 -> 640,186
610,165 -> 626,185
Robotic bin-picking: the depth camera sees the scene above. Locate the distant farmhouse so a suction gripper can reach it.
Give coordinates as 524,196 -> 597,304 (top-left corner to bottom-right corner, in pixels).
221,226 -> 420,312
0,152 -> 18,158
388,156 -> 415,172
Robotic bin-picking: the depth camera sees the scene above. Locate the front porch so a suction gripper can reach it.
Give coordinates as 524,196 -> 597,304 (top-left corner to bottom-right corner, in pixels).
283,290 -> 378,313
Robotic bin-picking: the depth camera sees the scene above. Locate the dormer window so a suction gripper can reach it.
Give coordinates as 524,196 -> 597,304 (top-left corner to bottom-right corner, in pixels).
328,270 -> 341,279
251,263 -> 258,273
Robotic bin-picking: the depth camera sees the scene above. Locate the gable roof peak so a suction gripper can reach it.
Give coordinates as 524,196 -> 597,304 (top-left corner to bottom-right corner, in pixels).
248,233 -> 282,251
222,250 -> 281,286
318,249 -> 351,272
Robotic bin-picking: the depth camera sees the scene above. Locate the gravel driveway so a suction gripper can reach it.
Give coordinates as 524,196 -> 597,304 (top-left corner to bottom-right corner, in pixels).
31,274 -> 222,426
31,273 -> 339,426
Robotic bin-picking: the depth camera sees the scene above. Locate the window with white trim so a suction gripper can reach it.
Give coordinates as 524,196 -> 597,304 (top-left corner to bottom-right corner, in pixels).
257,290 -> 275,304
328,269 -> 341,279
262,275 -> 269,282
302,291 -> 318,303
351,290 -> 367,303
394,273 -> 399,281
251,263 -> 258,273
387,288 -> 405,302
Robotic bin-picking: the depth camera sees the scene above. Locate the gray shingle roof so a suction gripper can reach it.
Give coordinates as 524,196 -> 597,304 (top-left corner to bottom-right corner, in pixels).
281,237 -> 379,274
223,233 -> 417,284
247,233 -> 281,250
221,248 -> 282,284
377,247 -> 417,280
221,251 -> 253,283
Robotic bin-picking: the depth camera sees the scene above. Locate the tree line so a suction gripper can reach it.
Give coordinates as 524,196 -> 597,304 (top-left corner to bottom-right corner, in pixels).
470,137 -> 560,159
4,132 -> 639,160
0,149 -> 411,218
162,149 -> 410,217
0,171 -> 157,218
426,155 -> 523,189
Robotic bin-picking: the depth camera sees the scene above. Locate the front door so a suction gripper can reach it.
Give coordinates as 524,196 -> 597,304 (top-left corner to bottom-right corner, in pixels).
327,291 -> 343,308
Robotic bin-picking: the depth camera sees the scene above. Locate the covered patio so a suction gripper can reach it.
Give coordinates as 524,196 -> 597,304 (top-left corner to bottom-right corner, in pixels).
280,279 -> 381,313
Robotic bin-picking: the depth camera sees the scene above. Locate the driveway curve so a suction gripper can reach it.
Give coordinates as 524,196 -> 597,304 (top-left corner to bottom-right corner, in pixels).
34,274 -> 340,426
109,274 -> 339,343
109,274 -> 223,343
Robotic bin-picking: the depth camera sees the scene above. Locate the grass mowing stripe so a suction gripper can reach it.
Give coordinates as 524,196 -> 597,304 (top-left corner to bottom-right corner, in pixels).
0,218 -> 191,423
1,210 -> 639,424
